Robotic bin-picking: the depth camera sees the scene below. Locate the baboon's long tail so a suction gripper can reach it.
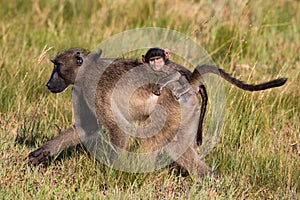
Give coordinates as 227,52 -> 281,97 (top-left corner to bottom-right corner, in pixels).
190,64 -> 287,91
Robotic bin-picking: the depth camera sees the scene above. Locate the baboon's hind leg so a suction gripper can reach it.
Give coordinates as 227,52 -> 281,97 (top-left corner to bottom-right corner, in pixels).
103,124 -> 130,164
174,147 -> 213,178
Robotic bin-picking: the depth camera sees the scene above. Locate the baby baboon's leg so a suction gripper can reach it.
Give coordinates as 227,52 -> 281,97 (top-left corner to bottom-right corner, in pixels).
28,125 -> 80,165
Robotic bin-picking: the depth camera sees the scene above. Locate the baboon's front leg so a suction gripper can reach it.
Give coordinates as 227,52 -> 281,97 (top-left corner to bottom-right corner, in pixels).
28,125 -> 80,165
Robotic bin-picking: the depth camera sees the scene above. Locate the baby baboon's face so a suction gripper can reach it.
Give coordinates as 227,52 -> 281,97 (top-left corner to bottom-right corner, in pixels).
149,56 -> 165,71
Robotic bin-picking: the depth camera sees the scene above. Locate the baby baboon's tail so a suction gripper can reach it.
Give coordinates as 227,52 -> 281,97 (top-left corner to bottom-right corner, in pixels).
190,64 -> 287,91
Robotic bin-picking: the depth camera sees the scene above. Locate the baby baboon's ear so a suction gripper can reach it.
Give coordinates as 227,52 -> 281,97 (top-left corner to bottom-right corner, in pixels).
75,51 -> 84,66
164,49 -> 170,59
142,55 -> 146,63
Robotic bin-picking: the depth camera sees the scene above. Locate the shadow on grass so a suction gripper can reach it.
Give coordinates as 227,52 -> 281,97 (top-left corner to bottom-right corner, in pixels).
15,120 -> 193,178
14,121 -> 86,166
14,129 -> 44,148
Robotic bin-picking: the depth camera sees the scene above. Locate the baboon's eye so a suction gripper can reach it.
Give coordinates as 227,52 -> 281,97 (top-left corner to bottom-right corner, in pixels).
54,65 -> 60,73
75,52 -> 83,65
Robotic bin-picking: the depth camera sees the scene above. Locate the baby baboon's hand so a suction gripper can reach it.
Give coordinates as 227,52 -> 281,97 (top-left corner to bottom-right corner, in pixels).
173,91 -> 181,100
27,146 -> 51,166
152,84 -> 162,96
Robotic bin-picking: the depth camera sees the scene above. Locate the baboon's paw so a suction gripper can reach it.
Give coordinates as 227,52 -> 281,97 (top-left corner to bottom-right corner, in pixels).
27,147 -> 51,166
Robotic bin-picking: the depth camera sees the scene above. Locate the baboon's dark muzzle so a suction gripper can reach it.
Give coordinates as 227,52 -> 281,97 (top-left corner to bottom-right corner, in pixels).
46,80 -> 63,93
46,71 -> 69,93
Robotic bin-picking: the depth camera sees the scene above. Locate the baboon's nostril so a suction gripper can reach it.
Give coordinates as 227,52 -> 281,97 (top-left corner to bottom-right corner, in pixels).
46,82 -> 51,88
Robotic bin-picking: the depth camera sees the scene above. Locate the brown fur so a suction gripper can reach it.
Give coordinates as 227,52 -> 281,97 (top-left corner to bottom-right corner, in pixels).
28,48 -> 287,178
28,48 -> 212,177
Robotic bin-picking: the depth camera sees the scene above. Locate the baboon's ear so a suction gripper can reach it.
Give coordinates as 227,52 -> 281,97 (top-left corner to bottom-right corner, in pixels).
98,49 -> 103,56
50,58 -> 58,65
142,55 -> 146,63
96,49 -> 102,58
75,52 -> 84,66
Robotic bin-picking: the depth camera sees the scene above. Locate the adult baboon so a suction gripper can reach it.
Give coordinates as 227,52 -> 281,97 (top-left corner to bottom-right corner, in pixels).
28,48 -> 287,177
29,48 -> 211,176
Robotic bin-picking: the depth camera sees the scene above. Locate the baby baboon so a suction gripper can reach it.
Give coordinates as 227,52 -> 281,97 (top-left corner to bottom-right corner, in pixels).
28,48 -> 287,178
142,47 -> 206,145
142,47 -> 196,102
142,47 -> 287,145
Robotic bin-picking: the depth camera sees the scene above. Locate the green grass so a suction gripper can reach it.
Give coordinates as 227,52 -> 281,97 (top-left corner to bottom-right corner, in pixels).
0,0 -> 299,199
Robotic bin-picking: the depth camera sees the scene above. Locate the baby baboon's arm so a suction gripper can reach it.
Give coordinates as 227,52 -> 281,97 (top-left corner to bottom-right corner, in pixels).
158,71 -> 181,87
153,71 -> 181,96
173,83 -> 194,99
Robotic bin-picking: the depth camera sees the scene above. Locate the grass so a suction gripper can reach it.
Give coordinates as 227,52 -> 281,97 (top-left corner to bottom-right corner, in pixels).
0,0 -> 299,199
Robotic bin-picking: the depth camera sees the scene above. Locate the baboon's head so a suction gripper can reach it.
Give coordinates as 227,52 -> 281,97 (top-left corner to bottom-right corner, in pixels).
46,48 -> 90,93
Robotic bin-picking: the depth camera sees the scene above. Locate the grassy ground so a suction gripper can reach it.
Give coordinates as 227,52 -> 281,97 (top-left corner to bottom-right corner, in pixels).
0,0 -> 299,199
